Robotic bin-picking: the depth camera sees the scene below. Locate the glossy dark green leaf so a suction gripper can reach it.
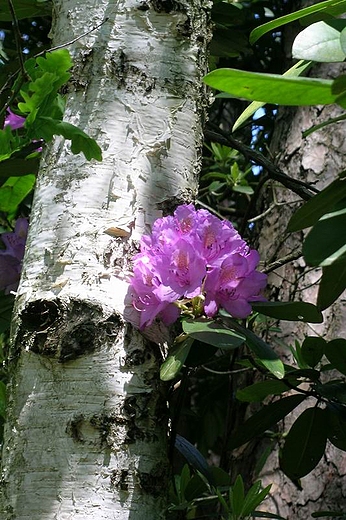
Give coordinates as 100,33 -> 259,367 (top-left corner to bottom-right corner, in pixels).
236,380 -> 291,402
315,381 -> 346,404
280,407 -> 327,479
219,314 -> 285,379
174,434 -> 212,483
252,301 -> 323,323
327,404 -> 346,451
0,158 -> 40,179
303,204 -> 346,266
184,340 -> 217,367
249,0 -> 346,45
229,394 -> 306,450
204,69 -> 336,106
184,474 -> 208,502
317,259 -> 346,310
160,337 -> 193,381
324,339 -> 346,376
293,21 -> 346,63
301,337 -> 326,368
287,171 -> 346,232
182,319 -> 245,350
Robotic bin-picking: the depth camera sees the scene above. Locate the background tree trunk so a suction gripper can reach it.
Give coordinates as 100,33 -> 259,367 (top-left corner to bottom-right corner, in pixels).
257,62 -> 346,518
0,1 -> 211,518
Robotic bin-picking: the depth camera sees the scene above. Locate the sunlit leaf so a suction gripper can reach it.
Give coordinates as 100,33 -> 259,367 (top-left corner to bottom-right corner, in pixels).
293,21 -> 346,63
160,336 -> 193,381
182,318 -> 245,350
0,174 -> 35,213
236,380 -> 291,402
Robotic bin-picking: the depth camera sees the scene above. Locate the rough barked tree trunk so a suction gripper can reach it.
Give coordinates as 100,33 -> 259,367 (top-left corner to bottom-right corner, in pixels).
257,62 -> 346,518
0,1 -> 210,518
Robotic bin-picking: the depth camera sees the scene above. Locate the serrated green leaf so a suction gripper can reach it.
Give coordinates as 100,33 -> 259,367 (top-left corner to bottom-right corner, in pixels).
229,394 -> 306,450
204,69 -> 336,106
325,339 -> 346,376
0,174 -> 35,213
293,21 -> 346,63
236,380 -> 291,402
280,407 -> 327,479
317,259 -> 346,310
182,318 -> 245,350
249,0 -> 346,45
301,336 -> 326,368
287,171 -> 346,232
160,336 -> 193,381
252,301 -> 323,323
303,204 -> 346,266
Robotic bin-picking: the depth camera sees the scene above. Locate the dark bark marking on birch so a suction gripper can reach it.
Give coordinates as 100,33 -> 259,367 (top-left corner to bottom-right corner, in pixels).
138,463 -> 168,496
151,0 -> 184,13
156,190 -> 195,216
110,469 -> 129,491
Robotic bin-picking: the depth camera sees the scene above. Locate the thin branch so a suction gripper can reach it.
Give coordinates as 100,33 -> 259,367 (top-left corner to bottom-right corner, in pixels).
263,250 -> 303,274
205,124 -> 319,201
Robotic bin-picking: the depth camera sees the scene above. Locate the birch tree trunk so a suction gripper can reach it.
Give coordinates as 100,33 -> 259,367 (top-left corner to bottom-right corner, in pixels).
0,1 -> 210,518
257,63 -> 346,518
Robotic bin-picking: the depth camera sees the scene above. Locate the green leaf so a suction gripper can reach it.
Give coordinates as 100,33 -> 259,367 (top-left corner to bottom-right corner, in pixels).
301,336 -> 326,368
324,339 -> 346,376
232,60 -> 312,132
242,482 -> 272,517
34,118 -> 102,161
174,434 -> 212,483
204,69 -> 336,106
236,380 -> 291,402
0,174 -> 35,213
219,314 -> 285,379
303,204 -> 346,266
327,404 -> 346,451
232,184 -> 254,195
184,474 -> 208,502
160,336 -> 193,381
182,318 -> 245,350
230,474 -> 245,516
316,381 -> 346,404
249,0 -> 346,45
287,171 -> 346,232
317,258 -> 346,310
229,394 -> 306,450
251,301 -> 323,323
0,381 -> 6,418
293,21 -> 346,63
0,292 -> 15,333
0,157 -> 40,179
280,407 -> 327,479
0,0 -> 51,20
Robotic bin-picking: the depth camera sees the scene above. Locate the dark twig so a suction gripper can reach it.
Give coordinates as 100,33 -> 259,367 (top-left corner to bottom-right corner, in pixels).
263,250 -> 303,274
205,124 -> 319,201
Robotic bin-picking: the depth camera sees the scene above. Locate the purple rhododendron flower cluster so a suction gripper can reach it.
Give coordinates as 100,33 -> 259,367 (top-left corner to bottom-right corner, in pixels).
130,204 -> 267,329
0,218 -> 29,294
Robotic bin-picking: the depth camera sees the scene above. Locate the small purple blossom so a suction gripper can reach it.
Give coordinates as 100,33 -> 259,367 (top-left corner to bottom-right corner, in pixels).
0,218 -> 29,294
4,109 -> 26,130
130,205 -> 267,329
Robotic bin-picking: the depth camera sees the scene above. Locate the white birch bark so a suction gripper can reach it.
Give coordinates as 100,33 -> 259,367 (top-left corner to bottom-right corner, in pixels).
0,1 -> 211,518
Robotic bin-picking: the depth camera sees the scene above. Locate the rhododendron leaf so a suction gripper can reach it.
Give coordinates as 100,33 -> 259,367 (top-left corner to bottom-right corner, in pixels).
303,204 -> 346,266
325,339 -> 346,376
287,171 -> 346,232
220,313 -> 285,379
327,403 -> 346,451
182,319 -> 245,350
317,259 -> 346,310
251,301 -> 323,323
292,21 -> 346,63
236,380 -> 291,402
229,394 -> 306,449
301,337 -> 326,368
280,407 -> 327,479
160,336 -> 194,381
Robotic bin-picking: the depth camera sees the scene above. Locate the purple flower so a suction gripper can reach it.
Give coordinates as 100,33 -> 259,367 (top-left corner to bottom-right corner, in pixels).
4,109 -> 26,130
130,204 -> 267,329
0,218 -> 29,294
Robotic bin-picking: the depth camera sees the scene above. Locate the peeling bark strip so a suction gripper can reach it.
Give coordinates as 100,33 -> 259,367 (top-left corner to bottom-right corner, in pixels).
0,1 -> 211,519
